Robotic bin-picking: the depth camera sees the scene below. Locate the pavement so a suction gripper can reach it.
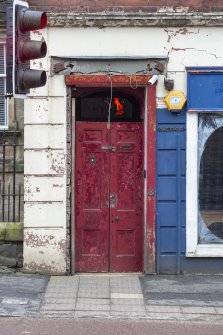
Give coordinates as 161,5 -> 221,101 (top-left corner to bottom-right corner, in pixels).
0,273 -> 223,322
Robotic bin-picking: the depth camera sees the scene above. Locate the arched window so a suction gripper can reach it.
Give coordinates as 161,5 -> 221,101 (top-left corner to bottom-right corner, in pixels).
199,116 -> 223,242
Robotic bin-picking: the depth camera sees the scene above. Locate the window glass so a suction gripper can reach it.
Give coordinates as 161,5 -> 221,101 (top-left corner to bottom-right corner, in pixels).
76,92 -> 141,122
198,114 -> 223,243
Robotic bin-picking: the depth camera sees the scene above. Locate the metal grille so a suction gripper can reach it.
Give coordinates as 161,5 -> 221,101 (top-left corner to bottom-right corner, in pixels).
0,78 -> 6,126
0,44 -> 7,128
0,130 -> 24,222
0,44 -> 4,74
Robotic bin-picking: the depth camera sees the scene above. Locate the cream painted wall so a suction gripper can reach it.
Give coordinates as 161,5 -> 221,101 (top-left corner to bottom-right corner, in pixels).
48,26 -> 223,104
23,27 -> 67,274
23,25 -> 223,274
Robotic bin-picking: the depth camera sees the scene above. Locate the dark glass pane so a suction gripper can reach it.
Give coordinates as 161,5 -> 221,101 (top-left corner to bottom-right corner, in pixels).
76,92 -> 141,122
199,117 -> 223,242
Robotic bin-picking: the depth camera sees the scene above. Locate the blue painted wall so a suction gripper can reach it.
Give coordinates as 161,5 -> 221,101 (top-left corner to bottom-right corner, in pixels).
156,108 -> 223,274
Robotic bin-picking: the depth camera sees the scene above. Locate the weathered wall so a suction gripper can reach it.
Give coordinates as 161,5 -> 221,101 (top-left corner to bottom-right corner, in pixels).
0,3 -> 24,271
28,0 -> 223,13
23,27 -> 67,274
23,23 -> 223,274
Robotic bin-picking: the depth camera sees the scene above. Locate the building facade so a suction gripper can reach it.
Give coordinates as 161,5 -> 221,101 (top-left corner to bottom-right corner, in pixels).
0,0 -> 24,270
9,0 -> 223,274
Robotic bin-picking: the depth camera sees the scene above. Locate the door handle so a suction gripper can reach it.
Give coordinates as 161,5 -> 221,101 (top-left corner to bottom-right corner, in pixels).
114,216 -> 119,221
101,145 -> 116,152
110,193 -> 117,208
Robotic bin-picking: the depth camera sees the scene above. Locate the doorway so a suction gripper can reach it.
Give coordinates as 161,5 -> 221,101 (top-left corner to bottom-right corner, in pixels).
66,74 -> 157,274
75,92 -> 143,272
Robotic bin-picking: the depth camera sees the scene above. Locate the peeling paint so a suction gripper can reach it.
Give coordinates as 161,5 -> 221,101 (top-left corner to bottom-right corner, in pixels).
53,184 -> 64,188
58,239 -> 66,257
32,30 -> 43,36
46,11 -> 223,28
23,261 -> 66,274
169,47 -> 223,60
50,153 -> 66,174
164,27 -> 200,43
24,233 -> 54,247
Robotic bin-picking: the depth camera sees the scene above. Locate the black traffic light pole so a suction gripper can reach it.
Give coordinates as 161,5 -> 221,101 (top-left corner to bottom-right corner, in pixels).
6,0 -> 47,99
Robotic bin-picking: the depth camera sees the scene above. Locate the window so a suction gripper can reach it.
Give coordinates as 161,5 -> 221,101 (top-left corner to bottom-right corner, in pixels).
186,112 -> 223,256
198,114 -> 223,243
0,44 -> 8,129
76,91 -> 141,122
186,68 -> 223,257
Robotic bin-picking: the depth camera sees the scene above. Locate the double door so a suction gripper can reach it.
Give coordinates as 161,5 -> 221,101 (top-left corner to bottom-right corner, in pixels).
75,121 -> 143,272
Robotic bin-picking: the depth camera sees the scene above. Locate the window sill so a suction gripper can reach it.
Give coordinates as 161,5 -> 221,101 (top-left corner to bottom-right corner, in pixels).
186,244 -> 223,257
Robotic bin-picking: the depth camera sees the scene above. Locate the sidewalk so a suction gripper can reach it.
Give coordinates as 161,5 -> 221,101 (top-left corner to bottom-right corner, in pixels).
0,273 -> 223,322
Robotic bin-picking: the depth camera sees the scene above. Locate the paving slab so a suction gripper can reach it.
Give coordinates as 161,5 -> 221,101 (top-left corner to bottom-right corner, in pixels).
41,303 -> 76,311
145,305 -> 181,313
1,273 -> 223,321
181,306 -> 216,314
140,275 -> 223,307
0,273 -> 48,317
111,298 -> 144,305
76,300 -> 110,311
111,304 -> 145,312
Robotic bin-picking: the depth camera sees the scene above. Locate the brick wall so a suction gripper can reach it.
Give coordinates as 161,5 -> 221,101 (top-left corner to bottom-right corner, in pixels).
0,0 -> 12,30
28,0 -> 223,13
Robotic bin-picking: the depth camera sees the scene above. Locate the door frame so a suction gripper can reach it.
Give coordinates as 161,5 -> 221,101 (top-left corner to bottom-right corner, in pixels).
65,74 -> 157,274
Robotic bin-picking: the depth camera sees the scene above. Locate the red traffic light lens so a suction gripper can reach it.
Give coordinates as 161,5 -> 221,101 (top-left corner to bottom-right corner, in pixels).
21,10 -> 47,32
40,12 -> 47,29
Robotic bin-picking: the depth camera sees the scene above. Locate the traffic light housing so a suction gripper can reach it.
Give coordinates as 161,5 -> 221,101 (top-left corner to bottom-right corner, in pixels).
7,0 -> 47,98
6,6 -> 14,97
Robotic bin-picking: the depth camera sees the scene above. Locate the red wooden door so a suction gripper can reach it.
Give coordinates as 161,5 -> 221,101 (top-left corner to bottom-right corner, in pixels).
110,123 -> 143,272
75,122 -> 143,272
75,122 -> 109,272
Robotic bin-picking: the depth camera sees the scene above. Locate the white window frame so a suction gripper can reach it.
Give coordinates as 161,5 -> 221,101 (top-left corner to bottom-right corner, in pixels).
186,112 -> 223,257
0,43 -> 8,129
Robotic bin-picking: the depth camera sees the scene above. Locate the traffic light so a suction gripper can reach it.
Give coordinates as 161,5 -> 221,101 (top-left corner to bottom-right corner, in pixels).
7,0 -> 47,98
6,6 -> 14,97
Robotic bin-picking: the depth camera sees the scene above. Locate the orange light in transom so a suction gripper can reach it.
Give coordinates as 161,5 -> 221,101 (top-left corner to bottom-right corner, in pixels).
114,98 -> 124,115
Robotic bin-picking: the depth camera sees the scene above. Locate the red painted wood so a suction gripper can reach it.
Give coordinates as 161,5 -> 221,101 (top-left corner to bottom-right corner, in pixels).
65,74 -> 151,87
75,121 -> 143,272
146,85 -> 157,273
72,74 -> 157,273
75,122 -> 109,272
110,123 -> 143,272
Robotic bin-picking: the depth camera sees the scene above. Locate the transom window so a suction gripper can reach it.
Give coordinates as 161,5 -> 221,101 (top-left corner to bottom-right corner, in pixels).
76,92 -> 141,122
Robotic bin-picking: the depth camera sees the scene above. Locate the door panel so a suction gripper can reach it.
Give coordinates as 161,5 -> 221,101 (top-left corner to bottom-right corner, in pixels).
75,122 -> 109,272
75,122 -> 143,272
110,123 -> 143,272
